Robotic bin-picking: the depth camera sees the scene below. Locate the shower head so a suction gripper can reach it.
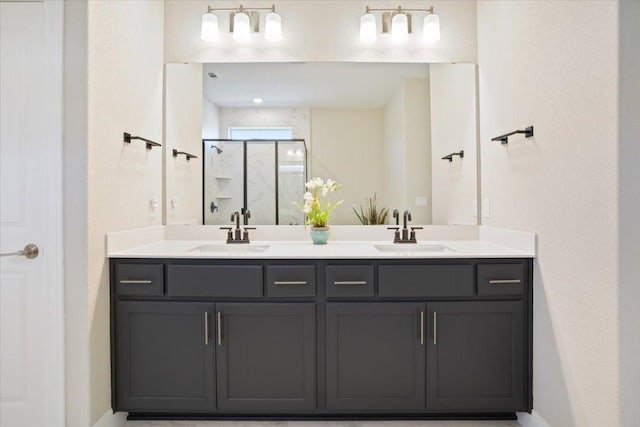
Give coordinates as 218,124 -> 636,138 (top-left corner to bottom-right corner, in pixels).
210,145 -> 223,154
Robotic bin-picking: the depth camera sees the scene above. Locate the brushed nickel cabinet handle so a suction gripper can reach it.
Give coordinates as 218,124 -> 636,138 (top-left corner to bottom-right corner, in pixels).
433,312 -> 437,345
119,280 -> 153,284
420,311 -> 424,345
204,312 -> 210,345
217,312 -> 222,346
488,279 -> 522,284
274,281 -> 307,286
334,281 -> 368,286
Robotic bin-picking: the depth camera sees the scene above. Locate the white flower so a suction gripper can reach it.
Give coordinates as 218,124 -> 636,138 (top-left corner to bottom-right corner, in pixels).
322,186 -> 329,197
303,204 -> 311,213
303,192 -> 313,201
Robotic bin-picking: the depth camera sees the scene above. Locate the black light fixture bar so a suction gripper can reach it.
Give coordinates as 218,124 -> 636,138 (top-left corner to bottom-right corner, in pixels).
491,126 -> 534,144
123,132 -> 161,150
172,149 -> 198,160
441,150 -> 464,162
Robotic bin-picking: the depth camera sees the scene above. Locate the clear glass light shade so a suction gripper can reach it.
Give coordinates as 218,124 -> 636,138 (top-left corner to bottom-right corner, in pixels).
391,13 -> 409,42
359,13 -> 377,43
264,11 -> 282,41
423,13 -> 440,42
233,12 -> 251,42
201,12 -> 219,41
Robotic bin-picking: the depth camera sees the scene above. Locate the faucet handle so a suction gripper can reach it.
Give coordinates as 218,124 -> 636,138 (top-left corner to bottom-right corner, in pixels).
386,226 -> 399,230
220,226 -> 234,243
241,208 -> 251,225
392,209 -> 400,225
410,226 -> 423,230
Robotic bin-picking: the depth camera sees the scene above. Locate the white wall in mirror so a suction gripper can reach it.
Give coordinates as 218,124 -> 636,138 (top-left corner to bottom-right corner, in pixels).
164,62 -> 479,227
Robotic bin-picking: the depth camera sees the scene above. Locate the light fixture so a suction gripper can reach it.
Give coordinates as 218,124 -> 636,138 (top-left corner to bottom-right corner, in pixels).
391,12 -> 409,42
423,11 -> 440,43
359,5 -> 440,44
201,4 -> 282,42
264,6 -> 282,41
359,7 -> 377,43
201,7 -> 219,41
253,98 -> 263,104
232,9 -> 251,42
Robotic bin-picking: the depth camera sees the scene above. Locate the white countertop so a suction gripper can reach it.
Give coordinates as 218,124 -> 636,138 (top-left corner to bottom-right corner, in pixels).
107,239 -> 534,259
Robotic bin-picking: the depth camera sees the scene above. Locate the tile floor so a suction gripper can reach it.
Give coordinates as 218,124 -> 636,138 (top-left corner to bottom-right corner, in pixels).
125,421 -> 521,427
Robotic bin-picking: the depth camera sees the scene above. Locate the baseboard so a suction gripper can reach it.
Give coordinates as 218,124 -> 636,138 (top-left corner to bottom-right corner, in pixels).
93,410 -> 127,427
517,411 -> 552,427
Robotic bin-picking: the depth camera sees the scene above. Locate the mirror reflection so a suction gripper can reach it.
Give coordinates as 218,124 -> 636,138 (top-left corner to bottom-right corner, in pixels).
168,62 -> 479,226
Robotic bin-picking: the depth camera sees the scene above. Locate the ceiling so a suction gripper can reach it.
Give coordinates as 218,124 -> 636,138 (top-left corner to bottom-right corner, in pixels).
202,62 -> 430,109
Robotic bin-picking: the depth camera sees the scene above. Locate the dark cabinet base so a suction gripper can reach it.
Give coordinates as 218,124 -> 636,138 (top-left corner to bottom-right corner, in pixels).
126,412 -> 520,421
111,258 -> 533,418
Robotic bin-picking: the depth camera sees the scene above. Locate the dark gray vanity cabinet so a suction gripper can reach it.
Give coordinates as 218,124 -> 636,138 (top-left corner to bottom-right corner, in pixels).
115,301 -> 216,412
110,257 -> 533,419
215,303 -> 316,411
326,302 -> 425,411
425,301 -> 525,412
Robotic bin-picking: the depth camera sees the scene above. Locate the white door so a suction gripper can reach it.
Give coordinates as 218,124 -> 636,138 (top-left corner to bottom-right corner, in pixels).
0,2 -> 64,427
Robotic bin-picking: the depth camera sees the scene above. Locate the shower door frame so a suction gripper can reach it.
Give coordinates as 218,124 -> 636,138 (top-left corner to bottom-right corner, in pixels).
202,138 -> 308,225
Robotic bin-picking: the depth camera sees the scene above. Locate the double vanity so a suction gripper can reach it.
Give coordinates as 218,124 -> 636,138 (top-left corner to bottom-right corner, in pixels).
108,228 -> 535,420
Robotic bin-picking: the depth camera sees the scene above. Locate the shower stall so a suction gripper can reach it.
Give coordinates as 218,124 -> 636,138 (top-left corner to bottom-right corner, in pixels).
203,139 -> 308,225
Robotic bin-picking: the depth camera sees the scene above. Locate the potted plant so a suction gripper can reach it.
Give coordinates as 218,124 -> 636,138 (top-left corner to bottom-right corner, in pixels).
294,177 -> 342,244
352,193 -> 389,225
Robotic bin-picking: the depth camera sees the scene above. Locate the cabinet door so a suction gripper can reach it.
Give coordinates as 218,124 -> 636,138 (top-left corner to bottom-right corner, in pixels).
326,303 -> 425,411
216,303 -> 316,411
426,301 -> 525,412
115,302 -> 215,411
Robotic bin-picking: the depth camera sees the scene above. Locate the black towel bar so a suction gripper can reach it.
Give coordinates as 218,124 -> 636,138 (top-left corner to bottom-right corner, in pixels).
172,149 -> 198,160
491,126 -> 534,144
123,132 -> 162,150
441,150 -> 464,162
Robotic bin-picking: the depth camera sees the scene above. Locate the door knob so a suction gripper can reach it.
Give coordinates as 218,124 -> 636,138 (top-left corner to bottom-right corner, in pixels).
0,243 -> 39,259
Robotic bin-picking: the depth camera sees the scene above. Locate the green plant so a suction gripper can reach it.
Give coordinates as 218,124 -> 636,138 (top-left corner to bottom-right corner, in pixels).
293,177 -> 343,228
352,193 -> 389,225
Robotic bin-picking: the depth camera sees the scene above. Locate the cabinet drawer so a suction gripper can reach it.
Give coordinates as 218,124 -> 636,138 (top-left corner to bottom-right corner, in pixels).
325,265 -> 374,297
477,263 -> 525,296
167,265 -> 263,298
115,263 -> 164,296
378,265 -> 473,297
267,265 -> 316,297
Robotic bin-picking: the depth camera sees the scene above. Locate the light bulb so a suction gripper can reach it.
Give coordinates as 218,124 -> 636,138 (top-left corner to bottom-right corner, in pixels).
423,13 -> 440,43
233,12 -> 251,42
264,11 -> 282,41
391,13 -> 409,43
201,12 -> 219,41
359,12 -> 377,43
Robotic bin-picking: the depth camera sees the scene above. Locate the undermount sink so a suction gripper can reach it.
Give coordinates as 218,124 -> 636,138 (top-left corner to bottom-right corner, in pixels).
374,244 -> 453,253
190,244 -> 270,253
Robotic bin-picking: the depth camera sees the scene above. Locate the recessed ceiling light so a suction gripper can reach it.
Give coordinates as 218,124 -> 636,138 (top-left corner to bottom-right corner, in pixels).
253,98 -> 263,104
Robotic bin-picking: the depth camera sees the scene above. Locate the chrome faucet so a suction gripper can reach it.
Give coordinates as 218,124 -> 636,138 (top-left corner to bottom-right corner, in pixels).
387,210 -> 422,243
220,210 -> 255,244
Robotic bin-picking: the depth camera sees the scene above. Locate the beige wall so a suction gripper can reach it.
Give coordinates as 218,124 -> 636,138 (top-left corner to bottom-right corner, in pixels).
63,1 -> 90,426
618,2 -> 640,425
383,79 -> 431,224
86,1 -> 165,424
165,63 -> 203,224
164,0 -> 477,64
477,2 -> 620,426
310,108 -> 385,225
430,64 -> 478,225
